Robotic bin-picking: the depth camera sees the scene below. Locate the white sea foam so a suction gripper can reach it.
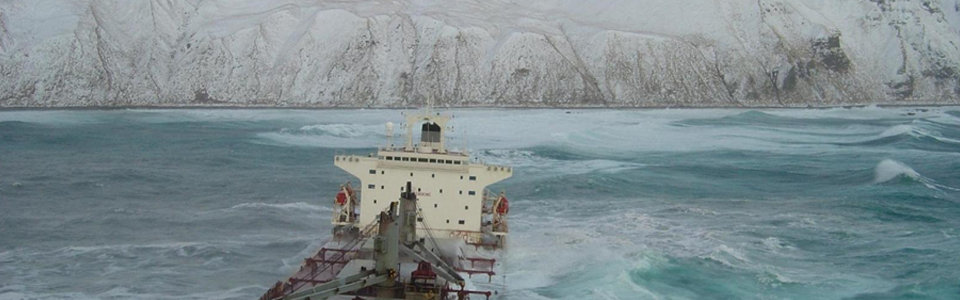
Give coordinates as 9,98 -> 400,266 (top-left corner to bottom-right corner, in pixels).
49,242 -> 222,258
227,202 -> 332,212
296,123 -> 384,138
257,124 -> 387,148
761,237 -> 794,252
475,149 -> 644,177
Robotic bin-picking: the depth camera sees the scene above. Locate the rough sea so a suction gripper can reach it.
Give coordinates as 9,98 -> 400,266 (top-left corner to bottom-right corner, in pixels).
2,107 -> 959,300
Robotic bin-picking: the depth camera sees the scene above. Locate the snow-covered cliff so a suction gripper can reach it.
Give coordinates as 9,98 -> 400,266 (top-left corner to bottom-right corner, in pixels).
1,0 -> 959,107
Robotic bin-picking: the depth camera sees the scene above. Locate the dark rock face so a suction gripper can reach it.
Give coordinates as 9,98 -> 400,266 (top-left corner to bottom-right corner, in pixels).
812,35 -> 851,73
888,76 -> 916,99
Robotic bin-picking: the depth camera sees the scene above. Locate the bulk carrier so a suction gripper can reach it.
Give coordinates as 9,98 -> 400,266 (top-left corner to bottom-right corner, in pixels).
260,108 -> 513,300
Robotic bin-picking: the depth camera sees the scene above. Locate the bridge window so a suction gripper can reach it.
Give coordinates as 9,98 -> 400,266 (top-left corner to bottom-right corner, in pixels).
454,161 -> 461,165
418,158 -> 428,162
429,159 -> 437,163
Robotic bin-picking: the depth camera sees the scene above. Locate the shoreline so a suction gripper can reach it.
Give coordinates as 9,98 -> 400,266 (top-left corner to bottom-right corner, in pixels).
1,104 -> 958,111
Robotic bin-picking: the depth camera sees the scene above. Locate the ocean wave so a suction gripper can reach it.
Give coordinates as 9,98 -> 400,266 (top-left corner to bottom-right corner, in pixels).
877,124 -> 915,139
475,149 -> 644,176
48,242 -> 228,259
227,202 -> 332,212
256,123 -> 387,148
946,110 -> 960,119
0,285 -> 266,300
761,237 -> 795,252
871,159 -> 959,191
0,111 -> 107,125
844,123 -> 960,151
873,159 -> 923,184
701,244 -> 752,269
293,123 -> 385,138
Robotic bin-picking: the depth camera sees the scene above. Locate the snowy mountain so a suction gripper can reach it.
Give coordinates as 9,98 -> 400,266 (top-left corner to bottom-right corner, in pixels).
1,0 -> 959,107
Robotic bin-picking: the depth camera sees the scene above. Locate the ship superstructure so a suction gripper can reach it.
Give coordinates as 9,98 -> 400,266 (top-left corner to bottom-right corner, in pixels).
260,108 -> 512,300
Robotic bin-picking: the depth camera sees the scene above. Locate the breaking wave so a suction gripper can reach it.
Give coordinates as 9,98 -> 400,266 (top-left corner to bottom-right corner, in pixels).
843,123 -> 960,152
872,159 -> 958,191
877,124 -> 915,139
294,123 -> 384,138
874,159 -> 924,185
475,149 -> 644,176
256,123 -> 386,148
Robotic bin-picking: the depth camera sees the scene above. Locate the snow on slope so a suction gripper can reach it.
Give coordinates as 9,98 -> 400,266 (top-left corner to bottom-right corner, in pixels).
0,0 -> 958,107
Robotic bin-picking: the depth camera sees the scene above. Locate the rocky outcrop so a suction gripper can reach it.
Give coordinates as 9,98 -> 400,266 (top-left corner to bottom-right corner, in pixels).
0,0 -> 958,108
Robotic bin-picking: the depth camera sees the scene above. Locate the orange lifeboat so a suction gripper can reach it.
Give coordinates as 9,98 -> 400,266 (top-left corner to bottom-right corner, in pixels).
496,196 -> 509,215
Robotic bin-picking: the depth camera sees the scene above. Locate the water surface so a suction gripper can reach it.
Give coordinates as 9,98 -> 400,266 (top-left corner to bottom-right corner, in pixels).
1,108 -> 959,299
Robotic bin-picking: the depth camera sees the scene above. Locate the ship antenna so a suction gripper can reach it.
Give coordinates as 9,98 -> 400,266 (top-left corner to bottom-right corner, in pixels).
425,97 -> 433,115
462,129 -> 469,156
